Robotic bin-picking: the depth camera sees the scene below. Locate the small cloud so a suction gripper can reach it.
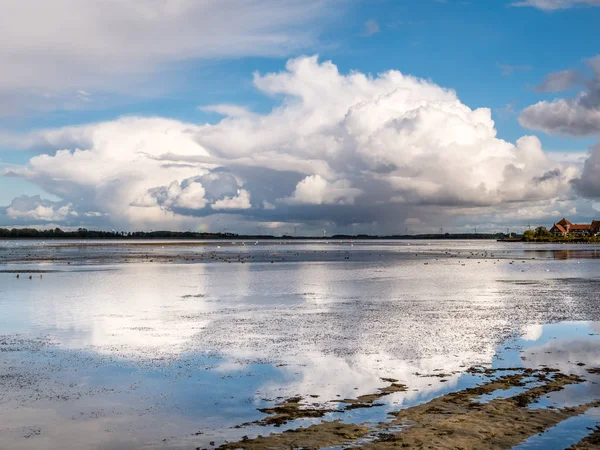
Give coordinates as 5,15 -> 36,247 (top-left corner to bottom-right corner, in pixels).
533,69 -> 582,92
510,0 -> 600,11
495,102 -> 518,118
504,103 -> 516,114
200,104 -> 253,117
387,19 -> 425,29
362,19 -> 380,37
76,90 -> 92,102
211,189 -> 252,210
497,63 -> 533,76
6,195 -> 75,222
520,54 -> 600,137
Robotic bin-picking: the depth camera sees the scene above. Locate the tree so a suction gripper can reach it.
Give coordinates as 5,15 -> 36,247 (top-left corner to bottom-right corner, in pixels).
523,230 -> 535,241
534,226 -> 552,239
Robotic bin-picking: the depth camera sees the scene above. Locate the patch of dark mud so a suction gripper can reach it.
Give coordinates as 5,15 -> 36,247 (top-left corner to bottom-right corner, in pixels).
241,379 -> 408,428
338,381 -> 408,410
252,396 -> 337,427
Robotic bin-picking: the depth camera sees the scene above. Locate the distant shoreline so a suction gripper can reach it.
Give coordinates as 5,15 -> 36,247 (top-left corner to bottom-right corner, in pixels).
0,235 -> 504,241
0,228 -> 507,241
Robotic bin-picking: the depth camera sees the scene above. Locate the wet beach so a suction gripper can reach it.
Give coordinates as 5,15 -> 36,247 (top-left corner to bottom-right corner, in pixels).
2,239 -> 600,449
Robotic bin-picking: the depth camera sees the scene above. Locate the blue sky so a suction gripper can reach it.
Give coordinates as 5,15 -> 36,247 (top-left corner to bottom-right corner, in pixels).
1,0 -> 599,233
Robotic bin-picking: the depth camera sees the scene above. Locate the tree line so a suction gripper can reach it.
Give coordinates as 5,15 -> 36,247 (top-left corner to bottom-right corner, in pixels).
0,227 -> 507,240
0,228 -> 236,239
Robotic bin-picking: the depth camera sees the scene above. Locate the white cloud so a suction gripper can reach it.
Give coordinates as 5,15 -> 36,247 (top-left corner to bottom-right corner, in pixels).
6,195 -> 75,222
0,0 -> 338,115
497,63 -> 532,77
200,104 -> 255,118
362,19 -> 381,37
4,117 -> 210,228
286,175 -> 362,205
139,179 -> 209,210
176,183 -> 208,210
511,0 -> 600,10
546,150 -> 589,167
3,56 -> 584,232
520,55 -> 600,137
211,189 -> 251,210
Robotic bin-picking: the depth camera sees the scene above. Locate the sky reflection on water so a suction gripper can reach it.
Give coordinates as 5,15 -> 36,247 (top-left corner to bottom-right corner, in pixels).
1,241 -> 600,449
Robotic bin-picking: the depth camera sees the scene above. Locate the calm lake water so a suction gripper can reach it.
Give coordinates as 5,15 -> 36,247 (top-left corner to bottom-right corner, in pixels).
1,240 -> 600,449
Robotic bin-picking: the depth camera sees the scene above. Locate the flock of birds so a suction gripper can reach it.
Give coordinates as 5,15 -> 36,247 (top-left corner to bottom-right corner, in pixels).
15,274 -> 43,279
8,241 -> 571,276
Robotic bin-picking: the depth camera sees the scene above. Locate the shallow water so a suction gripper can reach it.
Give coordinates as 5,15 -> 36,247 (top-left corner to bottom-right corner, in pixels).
513,407 -> 600,449
1,240 -> 600,449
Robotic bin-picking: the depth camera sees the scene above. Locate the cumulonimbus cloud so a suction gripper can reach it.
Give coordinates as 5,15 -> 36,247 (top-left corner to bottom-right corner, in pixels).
3,56 -> 580,231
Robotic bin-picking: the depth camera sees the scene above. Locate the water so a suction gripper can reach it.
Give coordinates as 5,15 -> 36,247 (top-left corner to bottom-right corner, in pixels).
1,240 -> 600,449
513,408 -> 600,450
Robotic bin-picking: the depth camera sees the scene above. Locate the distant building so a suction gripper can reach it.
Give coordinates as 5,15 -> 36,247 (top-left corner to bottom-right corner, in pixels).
550,218 -> 600,237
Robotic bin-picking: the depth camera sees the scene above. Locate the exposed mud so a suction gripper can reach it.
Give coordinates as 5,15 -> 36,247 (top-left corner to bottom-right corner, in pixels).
253,397 -> 337,427
338,380 -> 408,410
218,368 -> 598,450
219,421 -> 370,450
243,379 -> 409,427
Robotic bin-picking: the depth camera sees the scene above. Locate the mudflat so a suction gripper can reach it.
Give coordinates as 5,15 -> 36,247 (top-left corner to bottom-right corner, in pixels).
1,239 -> 600,449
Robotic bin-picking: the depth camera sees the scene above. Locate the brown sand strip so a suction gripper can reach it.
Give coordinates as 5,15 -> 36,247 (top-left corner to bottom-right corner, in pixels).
367,373 -> 597,449
217,370 -> 598,450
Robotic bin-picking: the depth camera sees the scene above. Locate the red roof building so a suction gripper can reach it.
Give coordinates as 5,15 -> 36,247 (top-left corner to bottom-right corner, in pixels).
550,223 -> 567,236
549,218 -> 597,237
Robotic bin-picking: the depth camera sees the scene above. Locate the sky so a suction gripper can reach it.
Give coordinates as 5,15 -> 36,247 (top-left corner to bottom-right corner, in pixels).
1,0 -> 599,235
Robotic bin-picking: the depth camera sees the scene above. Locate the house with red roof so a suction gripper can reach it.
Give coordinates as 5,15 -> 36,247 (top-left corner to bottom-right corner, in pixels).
550,218 -> 599,237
